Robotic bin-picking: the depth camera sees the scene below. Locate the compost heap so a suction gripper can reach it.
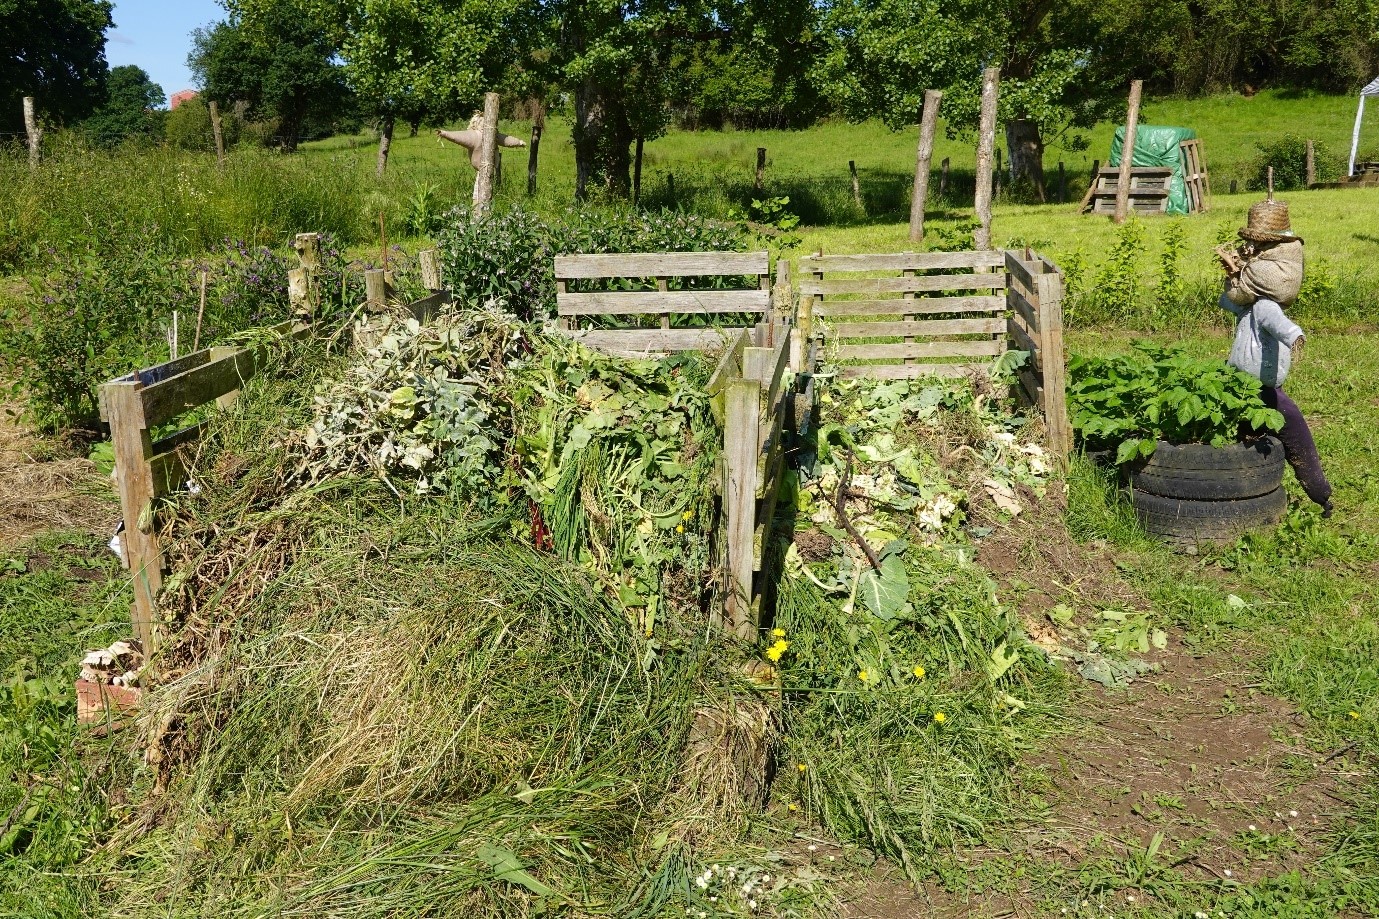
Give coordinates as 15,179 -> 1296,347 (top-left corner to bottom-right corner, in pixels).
101,303 -> 1066,915
771,371 -> 1062,879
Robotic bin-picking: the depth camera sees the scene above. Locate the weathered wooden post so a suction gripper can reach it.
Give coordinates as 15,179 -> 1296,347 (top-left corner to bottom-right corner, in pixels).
419,249 -> 442,291
1305,139 -> 1317,186
973,66 -> 1001,250
633,136 -> 645,205
939,156 -> 951,199
288,233 -> 321,320
1058,161 -> 1067,204
849,160 -> 862,208
472,92 -> 500,217
755,147 -> 767,193
1114,80 -> 1144,224
909,89 -> 943,243
365,269 -> 389,309
527,107 -> 543,196
1229,179 -> 1238,194
23,96 -> 42,169
994,146 -> 1003,200
209,100 -> 226,166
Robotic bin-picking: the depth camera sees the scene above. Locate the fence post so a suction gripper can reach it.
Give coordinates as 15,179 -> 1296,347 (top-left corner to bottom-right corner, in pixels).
724,376 -> 761,637
419,249 -> 442,291
939,157 -> 950,199
755,147 -> 767,193
1035,268 -> 1071,460
909,89 -> 943,243
289,232 -> 321,319
849,160 -> 862,209
973,67 -> 1001,249
1114,80 -> 1144,224
209,100 -> 226,166
1305,139 -> 1317,186
365,268 -> 390,309
472,92 -> 500,216
105,381 -> 161,653
527,106 -> 543,196
23,96 -> 42,168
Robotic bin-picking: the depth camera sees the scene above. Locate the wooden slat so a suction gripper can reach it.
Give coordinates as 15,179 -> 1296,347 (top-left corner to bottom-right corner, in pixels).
814,295 -> 1005,317
723,378 -> 760,637
836,339 -> 1004,361
149,448 -> 190,498
799,250 -> 1006,272
1007,316 -> 1042,369
407,289 -> 451,321
799,274 -> 1007,296
554,251 -> 769,279
1008,288 -> 1039,332
137,349 -> 214,387
562,328 -> 737,354
830,317 -> 1006,339
140,347 -> 261,428
1017,366 -> 1044,406
148,421 -> 208,457
556,289 -> 770,316
1004,252 -> 1039,297
105,381 -> 160,652
838,363 -> 980,380
706,328 -> 751,398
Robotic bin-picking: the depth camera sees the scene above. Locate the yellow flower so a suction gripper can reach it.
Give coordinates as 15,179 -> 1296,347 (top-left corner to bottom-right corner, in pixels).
772,628 -> 786,638
797,763 -> 807,773
682,510 -> 693,520
1349,711 -> 1361,719
912,665 -> 926,680
676,524 -> 685,533
788,803 -> 799,812
858,669 -> 869,682
933,711 -> 946,724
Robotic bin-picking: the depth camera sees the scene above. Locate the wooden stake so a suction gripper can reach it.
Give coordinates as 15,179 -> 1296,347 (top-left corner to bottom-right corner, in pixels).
194,271 -> 208,351
1114,80 -> 1144,224
849,160 -> 861,208
633,136 -> 644,205
1305,139 -> 1316,187
23,96 -> 41,168
1267,165 -> 1275,201
755,146 -> 766,193
973,66 -> 1001,250
527,107 -> 543,196
209,100 -> 225,166
939,156 -> 950,198
472,92 -> 500,216
909,89 -> 943,243
419,249 -> 441,291
365,269 -> 388,309
170,311 -> 179,360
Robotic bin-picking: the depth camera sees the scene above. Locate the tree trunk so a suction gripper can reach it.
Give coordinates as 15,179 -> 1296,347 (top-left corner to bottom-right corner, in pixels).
409,115 -> 421,138
973,67 -> 1001,250
909,89 -> 942,243
376,114 -> 394,178
1005,117 -> 1046,202
573,80 -> 632,201
1114,80 -> 1144,224
527,109 -> 543,196
23,96 -> 42,168
633,136 -> 644,205
472,92 -> 500,216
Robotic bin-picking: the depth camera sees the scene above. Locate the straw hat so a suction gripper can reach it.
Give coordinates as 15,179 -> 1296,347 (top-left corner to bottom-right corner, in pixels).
1239,199 -> 1302,244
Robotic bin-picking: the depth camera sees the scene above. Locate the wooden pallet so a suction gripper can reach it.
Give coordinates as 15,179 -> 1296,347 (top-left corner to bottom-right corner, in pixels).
1180,139 -> 1211,212
1081,167 -> 1173,215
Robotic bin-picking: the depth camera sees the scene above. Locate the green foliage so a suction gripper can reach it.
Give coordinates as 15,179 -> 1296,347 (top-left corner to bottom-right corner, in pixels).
434,205 -> 748,321
1248,133 -> 1344,191
191,11 -> 349,150
1068,341 -> 1285,462
1155,217 -> 1187,314
1088,218 -> 1147,323
78,65 -> 165,149
164,95 -> 242,152
0,0 -> 113,134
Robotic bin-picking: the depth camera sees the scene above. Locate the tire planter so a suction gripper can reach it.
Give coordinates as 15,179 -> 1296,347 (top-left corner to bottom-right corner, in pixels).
1129,437 -> 1287,544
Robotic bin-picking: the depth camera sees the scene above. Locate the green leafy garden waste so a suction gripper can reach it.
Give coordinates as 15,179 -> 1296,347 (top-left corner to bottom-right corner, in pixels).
1067,340 -> 1284,464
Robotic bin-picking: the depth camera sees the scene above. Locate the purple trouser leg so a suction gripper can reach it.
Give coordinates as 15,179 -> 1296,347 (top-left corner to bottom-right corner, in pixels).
1259,386 -> 1332,507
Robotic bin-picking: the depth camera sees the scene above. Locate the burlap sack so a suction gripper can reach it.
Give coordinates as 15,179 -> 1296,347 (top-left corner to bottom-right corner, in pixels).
1226,239 -> 1304,306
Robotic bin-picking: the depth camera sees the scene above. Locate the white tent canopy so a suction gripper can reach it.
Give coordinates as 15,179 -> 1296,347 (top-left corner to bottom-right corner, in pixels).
1351,76 -> 1379,177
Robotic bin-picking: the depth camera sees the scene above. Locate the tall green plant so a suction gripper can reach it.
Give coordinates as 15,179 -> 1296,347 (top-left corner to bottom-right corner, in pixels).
1091,218 -> 1147,323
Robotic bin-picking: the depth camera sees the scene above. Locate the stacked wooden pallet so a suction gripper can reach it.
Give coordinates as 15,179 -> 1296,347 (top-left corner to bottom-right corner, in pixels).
1081,167 -> 1174,215
1180,138 -> 1211,212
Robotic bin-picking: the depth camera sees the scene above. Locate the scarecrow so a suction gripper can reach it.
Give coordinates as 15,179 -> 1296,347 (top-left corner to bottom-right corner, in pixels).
1217,196 -> 1334,517
436,112 -> 526,169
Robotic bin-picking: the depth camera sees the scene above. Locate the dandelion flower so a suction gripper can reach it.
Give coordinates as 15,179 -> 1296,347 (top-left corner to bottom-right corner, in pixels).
933,711 -> 946,724
787,803 -> 798,812
682,510 -> 693,520
912,665 -> 926,679
765,640 -> 788,662
797,763 -> 807,773
676,524 -> 685,534
858,668 -> 869,682
772,627 -> 786,637
1349,710 -> 1361,719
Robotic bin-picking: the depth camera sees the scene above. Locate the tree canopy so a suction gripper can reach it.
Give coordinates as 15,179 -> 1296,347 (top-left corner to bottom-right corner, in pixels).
79,64 -> 165,148
0,0 -> 113,134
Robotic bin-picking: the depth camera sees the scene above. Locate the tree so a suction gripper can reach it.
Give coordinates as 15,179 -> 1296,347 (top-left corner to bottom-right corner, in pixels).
231,0 -> 530,175
190,10 -> 346,152
80,65 -> 165,148
0,0 -> 113,134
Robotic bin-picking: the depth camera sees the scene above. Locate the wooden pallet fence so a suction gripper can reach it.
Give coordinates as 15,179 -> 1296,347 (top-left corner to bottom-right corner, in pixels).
100,319 -> 310,653
799,248 -> 1070,458
553,251 -> 773,357
799,249 -> 1009,381
1082,167 -> 1173,215
1180,139 -> 1211,212
707,317 -> 793,636
1004,250 -> 1072,457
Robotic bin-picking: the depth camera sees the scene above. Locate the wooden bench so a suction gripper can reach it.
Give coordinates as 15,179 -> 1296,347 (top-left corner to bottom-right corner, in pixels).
553,251 -> 772,356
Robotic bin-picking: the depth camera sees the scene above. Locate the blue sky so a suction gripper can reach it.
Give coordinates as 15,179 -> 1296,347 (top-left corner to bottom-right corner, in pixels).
106,0 -> 227,105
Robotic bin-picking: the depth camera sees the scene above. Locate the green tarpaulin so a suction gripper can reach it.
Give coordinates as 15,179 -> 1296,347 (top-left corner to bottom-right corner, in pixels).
1109,125 -> 1198,215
